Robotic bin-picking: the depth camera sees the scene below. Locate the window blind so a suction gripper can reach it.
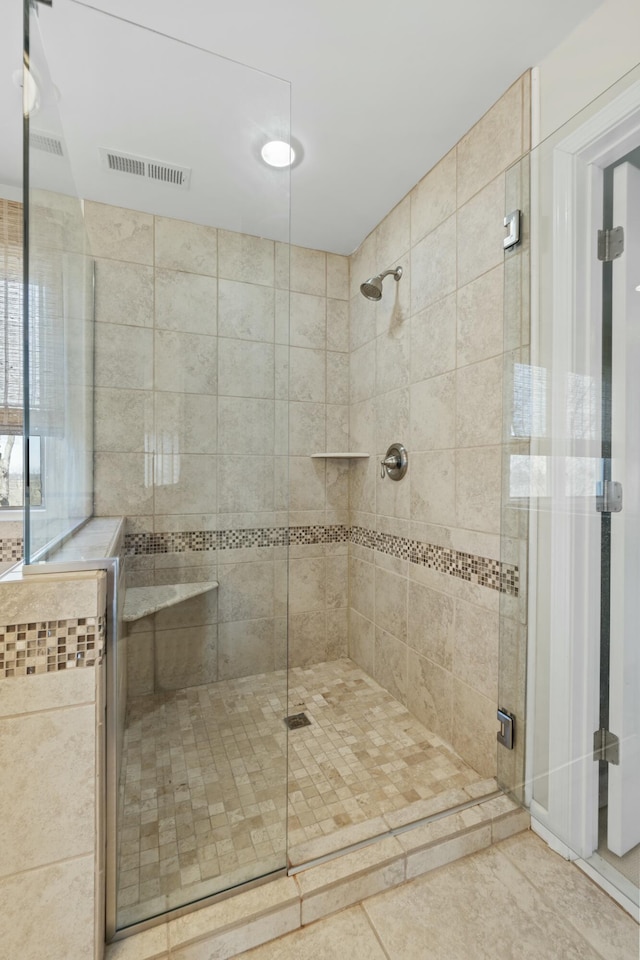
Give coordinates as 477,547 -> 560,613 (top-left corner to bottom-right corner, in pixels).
0,199 -> 24,435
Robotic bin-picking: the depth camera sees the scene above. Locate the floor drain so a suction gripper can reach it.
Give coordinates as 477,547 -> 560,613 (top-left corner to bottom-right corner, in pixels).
284,712 -> 311,730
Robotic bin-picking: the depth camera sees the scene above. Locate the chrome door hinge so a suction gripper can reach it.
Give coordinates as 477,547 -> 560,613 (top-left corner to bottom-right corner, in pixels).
596,480 -> 623,513
594,728 -> 620,764
597,226 -> 624,262
497,708 -> 515,750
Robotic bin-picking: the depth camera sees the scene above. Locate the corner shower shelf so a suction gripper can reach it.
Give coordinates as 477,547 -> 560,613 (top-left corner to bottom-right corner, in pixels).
310,452 -> 370,459
123,581 -> 218,623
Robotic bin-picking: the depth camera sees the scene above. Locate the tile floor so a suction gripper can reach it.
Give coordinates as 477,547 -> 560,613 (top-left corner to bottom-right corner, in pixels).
236,832 -> 640,960
117,659 -> 485,927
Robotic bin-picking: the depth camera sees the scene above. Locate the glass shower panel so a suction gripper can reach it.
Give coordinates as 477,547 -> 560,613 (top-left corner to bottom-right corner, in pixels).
27,0 -> 291,935
24,0 -> 94,562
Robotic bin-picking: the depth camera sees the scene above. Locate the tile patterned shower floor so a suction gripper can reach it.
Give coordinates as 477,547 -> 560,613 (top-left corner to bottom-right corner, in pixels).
117,658 -> 485,928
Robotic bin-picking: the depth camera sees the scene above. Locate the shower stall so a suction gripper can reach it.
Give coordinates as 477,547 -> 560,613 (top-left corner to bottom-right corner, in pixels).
16,0 -> 638,951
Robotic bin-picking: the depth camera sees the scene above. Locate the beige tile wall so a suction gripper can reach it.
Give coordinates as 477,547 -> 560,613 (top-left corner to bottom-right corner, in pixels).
89,207 -> 350,685
347,73 -> 531,778
0,574 -> 107,960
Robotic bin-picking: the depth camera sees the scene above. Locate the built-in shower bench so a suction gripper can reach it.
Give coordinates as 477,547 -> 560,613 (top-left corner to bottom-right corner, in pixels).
123,581 -> 219,622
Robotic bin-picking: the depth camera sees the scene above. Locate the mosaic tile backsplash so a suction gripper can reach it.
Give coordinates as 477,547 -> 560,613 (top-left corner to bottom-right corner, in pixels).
0,615 -> 106,679
124,524 -> 518,596
0,536 -> 23,563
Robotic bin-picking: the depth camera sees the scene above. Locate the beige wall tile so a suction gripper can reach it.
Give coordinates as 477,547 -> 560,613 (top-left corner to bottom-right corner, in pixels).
457,265 -> 504,367
154,329 -> 217,395
410,293 -> 456,385
457,78 -> 524,206
218,339 -> 273,398
95,388 -> 154,453
289,347 -> 326,403
95,323 -> 153,390
453,599 -> 499,701
326,254 -> 349,301
377,196 -> 411,270
275,241 -> 290,290
407,581 -> 454,669
406,649 -> 453,744
410,450 -> 456,526
349,608 -> 374,674
410,373 -> 455,452
290,246 -> 326,296
349,555 -> 374,617
326,403 -> 349,452
154,217 -> 217,276
374,566 -> 407,642
155,269 -> 217,335
155,624 -> 217,690
455,355 -> 503,448
218,619 -> 276,679
218,397 -> 274,455
127,631 -> 154,696
95,259 -> 154,327
85,201 -> 153,264
289,402 -> 325,456
153,586 -> 218,630
457,175 -> 505,288
289,457 -> 326,511
0,856 -> 95,960
94,452 -> 154,516
289,557 -> 327,615
289,291 -> 326,350
0,668 -> 96,718
154,393 -> 217,455
374,626 -> 407,704
218,456 -> 274,513
326,299 -> 349,352
350,338 -> 376,405
410,215 -> 456,315
217,562 -> 275,622
0,704 -> 95,877
455,446 -> 501,533
218,230 -> 274,286
218,279 -> 274,342
410,148 -> 457,245
154,453 -> 215,515
288,611 -> 327,667
375,324 -> 410,396
452,678 -> 496,778
350,291 -> 374,352
327,351 -> 349,404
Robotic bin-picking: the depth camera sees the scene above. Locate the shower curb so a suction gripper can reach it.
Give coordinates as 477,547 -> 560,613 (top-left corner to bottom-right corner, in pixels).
104,795 -> 530,960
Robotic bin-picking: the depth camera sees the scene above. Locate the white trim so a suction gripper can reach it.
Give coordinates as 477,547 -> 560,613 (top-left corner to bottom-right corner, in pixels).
528,73 -> 640,871
530,66 -> 541,150
530,815 -> 578,860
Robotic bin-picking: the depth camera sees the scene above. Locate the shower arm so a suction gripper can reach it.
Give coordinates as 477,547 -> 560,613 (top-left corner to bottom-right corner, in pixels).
379,267 -> 403,282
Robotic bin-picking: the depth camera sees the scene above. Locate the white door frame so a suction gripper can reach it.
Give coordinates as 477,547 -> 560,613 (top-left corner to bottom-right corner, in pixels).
528,78 -> 640,860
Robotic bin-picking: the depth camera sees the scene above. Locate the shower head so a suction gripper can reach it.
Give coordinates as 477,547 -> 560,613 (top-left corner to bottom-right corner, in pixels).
360,266 -> 403,301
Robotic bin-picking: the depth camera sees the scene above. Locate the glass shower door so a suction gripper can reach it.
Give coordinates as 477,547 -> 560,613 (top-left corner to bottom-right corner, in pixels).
26,0 -> 291,938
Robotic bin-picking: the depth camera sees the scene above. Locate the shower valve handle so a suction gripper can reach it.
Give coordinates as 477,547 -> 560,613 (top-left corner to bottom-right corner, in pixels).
380,453 -> 400,478
380,443 -> 408,481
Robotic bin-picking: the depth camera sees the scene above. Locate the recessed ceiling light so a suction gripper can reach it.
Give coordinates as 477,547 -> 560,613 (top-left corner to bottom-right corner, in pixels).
261,140 -> 295,168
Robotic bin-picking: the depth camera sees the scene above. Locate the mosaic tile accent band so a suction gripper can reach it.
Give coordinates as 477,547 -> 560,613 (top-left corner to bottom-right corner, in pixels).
125,525 -> 518,596
0,616 -> 106,679
350,526 -> 518,596
0,536 -> 23,562
124,525 -> 349,555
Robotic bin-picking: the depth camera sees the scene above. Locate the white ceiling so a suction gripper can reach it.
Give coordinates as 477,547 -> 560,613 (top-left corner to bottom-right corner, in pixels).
0,0 -> 603,254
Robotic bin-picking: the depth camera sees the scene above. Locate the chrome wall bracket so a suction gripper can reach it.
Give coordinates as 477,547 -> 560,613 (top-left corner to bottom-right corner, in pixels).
380,443 -> 408,481
503,210 -> 521,251
497,708 -> 515,750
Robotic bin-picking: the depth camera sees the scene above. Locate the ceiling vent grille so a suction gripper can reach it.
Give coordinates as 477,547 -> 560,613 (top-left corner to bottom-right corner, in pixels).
31,131 -> 64,156
99,148 -> 191,189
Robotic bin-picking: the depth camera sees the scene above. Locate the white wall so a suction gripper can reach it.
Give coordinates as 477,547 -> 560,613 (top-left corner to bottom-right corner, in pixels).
536,0 -> 640,143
